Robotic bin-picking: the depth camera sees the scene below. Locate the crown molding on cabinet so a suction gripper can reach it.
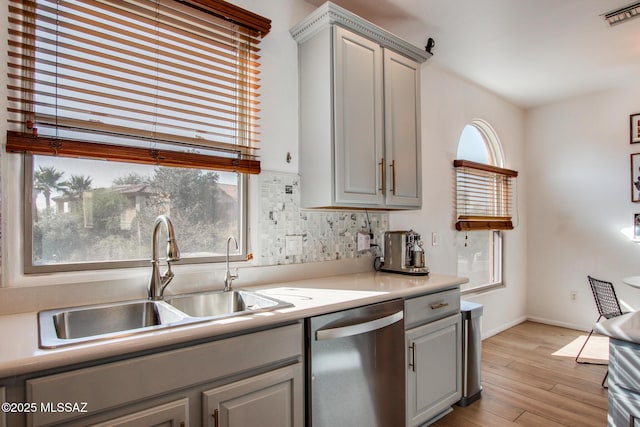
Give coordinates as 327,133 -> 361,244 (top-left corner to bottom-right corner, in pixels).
290,1 -> 431,63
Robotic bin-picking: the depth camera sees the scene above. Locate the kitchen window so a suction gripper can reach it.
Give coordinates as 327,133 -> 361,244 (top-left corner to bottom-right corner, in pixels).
6,0 -> 270,272
456,120 -> 512,292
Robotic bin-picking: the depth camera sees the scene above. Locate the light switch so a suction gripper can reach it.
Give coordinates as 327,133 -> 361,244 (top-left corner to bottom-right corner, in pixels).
285,235 -> 303,256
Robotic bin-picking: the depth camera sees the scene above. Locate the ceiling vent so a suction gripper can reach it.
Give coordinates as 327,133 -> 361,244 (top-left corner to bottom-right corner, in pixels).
604,2 -> 640,25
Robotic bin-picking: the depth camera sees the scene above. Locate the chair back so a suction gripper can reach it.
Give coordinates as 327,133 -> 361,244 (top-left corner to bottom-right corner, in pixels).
588,275 -> 623,320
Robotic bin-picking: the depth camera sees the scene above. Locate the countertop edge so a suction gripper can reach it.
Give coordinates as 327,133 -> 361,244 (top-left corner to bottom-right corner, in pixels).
0,272 -> 467,378
594,311 -> 640,344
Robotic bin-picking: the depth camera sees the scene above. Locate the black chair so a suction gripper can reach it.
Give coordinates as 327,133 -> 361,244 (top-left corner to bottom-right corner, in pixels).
575,275 -> 625,388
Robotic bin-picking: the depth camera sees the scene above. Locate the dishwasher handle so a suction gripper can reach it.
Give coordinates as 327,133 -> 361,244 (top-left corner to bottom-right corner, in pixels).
315,310 -> 404,341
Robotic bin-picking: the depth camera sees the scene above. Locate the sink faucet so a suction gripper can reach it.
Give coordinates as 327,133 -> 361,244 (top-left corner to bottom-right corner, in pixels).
148,215 -> 180,300
224,236 -> 239,292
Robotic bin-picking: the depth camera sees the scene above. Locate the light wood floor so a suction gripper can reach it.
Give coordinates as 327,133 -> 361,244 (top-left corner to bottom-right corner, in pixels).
433,321 -> 608,427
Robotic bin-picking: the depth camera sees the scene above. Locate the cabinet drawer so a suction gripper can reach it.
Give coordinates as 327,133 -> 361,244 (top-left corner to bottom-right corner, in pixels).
404,288 -> 460,329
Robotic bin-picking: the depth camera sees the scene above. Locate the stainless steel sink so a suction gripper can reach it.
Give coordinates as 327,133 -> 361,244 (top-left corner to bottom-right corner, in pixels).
53,301 -> 184,339
39,300 -> 187,348
164,290 -> 292,318
38,290 -> 293,348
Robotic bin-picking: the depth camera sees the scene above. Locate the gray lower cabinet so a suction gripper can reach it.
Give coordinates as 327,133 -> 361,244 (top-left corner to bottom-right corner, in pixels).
1,386 -> 5,427
19,323 -> 303,427
88,398 -> 189,427
608,338 -> 640,426
405,290 -> 461,427
203,364 -> 303,427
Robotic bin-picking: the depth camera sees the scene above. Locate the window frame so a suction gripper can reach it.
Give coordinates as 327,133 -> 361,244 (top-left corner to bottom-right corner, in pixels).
22,153 -> 249,274
456,120 -> 507,293
5,0 -> 269,274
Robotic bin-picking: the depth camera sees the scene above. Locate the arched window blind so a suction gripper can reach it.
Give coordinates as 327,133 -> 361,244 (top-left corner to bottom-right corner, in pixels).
6,0 -> 270,174
454,159 -> 518,231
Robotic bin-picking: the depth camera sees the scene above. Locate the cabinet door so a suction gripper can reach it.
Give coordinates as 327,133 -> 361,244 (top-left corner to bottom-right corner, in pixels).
0,386 -> 5,427
88,398 -> 189,427
203,364 -> 303,427
384,49 -> 422,207
333,26 -> 384,206
406,313 -> 461,427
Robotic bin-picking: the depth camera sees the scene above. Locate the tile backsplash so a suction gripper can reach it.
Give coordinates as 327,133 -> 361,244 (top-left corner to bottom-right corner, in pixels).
258,171 -> 388,265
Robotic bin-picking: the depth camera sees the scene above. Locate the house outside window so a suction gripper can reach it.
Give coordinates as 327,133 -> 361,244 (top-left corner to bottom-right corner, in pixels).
26,155 -> 245,271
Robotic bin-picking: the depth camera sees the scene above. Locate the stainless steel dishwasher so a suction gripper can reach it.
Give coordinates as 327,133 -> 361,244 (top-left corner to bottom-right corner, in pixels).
306,299 -> 405,427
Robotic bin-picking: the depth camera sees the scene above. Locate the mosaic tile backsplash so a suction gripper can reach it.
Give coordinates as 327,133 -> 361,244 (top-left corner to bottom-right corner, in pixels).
258,172 -> 388,265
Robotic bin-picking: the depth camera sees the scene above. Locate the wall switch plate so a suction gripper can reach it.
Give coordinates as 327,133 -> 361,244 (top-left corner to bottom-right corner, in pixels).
285,235 -> 303,256
432,232 -> 439,246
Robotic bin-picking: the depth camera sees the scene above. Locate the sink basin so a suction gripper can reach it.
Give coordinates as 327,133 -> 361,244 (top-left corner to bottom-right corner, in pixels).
38,290 -> 293,348
39,301 -> 186,348
165,290 -> 293,318
53,301 -> 184,339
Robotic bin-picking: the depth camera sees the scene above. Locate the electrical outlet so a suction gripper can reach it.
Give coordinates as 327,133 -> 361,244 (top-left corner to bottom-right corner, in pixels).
570,290 -> 577,302
432,232 -> 439,246
357,231 -> 371,251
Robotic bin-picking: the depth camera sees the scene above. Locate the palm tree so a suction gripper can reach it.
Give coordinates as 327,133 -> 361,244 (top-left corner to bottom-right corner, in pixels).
60,175 -> 93,215
61,175 -> 93,198
34,166 -> 64,215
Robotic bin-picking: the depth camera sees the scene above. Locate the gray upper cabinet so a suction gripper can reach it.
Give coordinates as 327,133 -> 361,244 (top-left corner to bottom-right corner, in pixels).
384,50 -> 422,207
291,2 -> 429,210
333,27 -> 384,206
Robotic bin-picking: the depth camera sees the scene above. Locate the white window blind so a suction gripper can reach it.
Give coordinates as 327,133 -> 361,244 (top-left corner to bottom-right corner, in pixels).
454,159 -> 518,231
7,0 -> 270,174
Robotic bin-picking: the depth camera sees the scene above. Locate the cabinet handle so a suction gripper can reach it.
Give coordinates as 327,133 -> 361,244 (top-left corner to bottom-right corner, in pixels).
430,302 -> 449,310
213,408 -> 219,427
390,160 -> 396,195
379,157 -> 385,193
408,342 -> 416,372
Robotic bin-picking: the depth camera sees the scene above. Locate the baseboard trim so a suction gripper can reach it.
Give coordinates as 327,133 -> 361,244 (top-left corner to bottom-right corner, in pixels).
482,316 -> 528,339
526,316 -> 591,332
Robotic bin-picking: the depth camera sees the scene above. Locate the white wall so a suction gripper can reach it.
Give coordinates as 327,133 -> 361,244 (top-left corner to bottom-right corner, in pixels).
0,0 -> 323,313
526,87 -> 640,331
0,0 -> 531,338
390,63 -> 528,338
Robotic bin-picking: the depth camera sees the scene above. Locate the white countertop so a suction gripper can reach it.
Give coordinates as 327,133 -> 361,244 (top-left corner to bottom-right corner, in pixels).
0,271 -> 466,378
594,311 -> 640,344
623,276 -> 640,288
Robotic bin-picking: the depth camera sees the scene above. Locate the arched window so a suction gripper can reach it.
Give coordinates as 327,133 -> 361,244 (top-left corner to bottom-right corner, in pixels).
456,120 -> 506,291
457,120 -> 503,167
